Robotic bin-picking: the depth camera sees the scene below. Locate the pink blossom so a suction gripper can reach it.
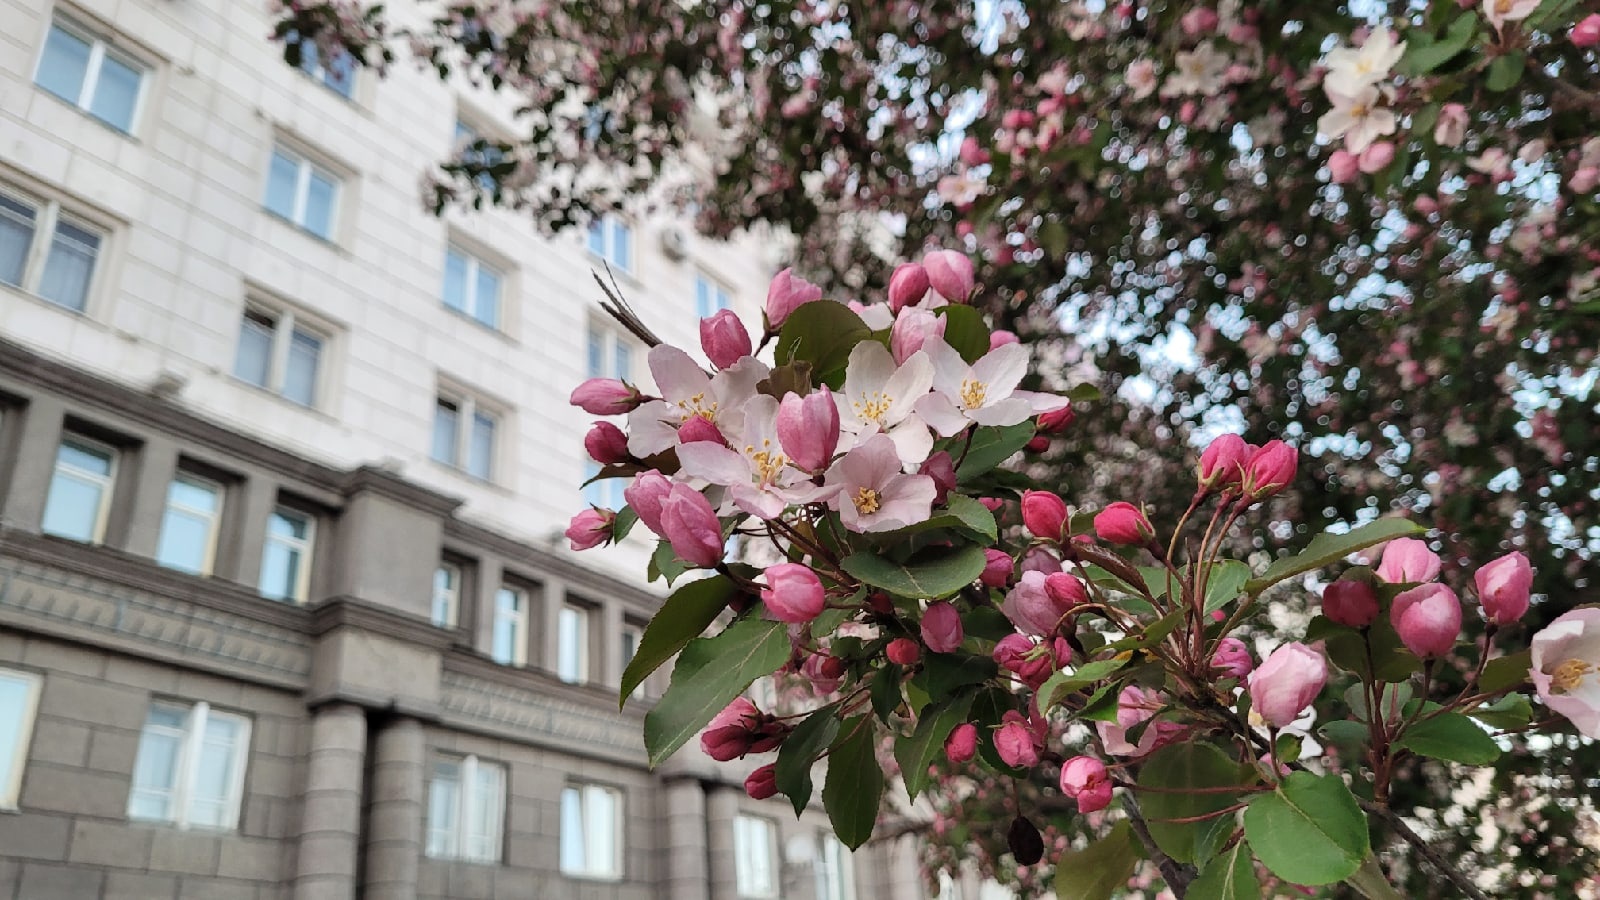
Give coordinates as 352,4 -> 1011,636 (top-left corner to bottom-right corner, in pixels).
659,483 -> 723,568
624,470 -> 674,536
1529,609 -> 1600,739
921,602 -> 965,653
1059,756 -> 1113,812
887,637 -> 921,666
584,421 -> 630,465
1212,637 -> 1255,678
1002,571 -> 1081,637
1180,7 -> 1219,35
1021,490 -> 1069,542
764,267 -> 823,329
701,697 -> 766,760
823,434 -> 937,533
1037,404 -> 1074,433
565,508 -> 614,551
1097,686 -> 1184,757
914,340 -> 1037,437
1475,551 -> 1533,625
802,653 -> 845,695
1125,59 -> 1159,99
1434,103 -> 1469,147
1093,502 -> 1154,545
776,387 -> 841,472
1043,572 -> 1087,610
1376,537 -> 1441,584
980,549 -> 1014,587
570,377 -> 642,415
1243,440 -> 1297,498
1247,642 -> 1327,728
1197,433 -> 1251,490
1322,580 -> 1380,628
923,249 -> 975,302
1359,141 -> 1395,174
993,633 -> 1054,687
994,714 -> 1040,768
762,563 -> 826,623
945,722 -> 978,763
626,344 -> 768,458
989,330 -> 1019,350
700,309 -> 752,369
1575,14 -> 1600,47
744,764 -> 778,800
888,262 -> 930,311
890,306 -> 947,364
834,341 -> 935,467
1391,583 -> 1462,657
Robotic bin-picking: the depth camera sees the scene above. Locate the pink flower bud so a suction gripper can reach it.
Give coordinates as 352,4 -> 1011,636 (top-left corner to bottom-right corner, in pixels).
1021,490 -> 1070,542
1434,103 -> 1469,147
624,470 -> 674,536
1180,6 -> 1219,34
1391,583 -> 1462,658
978,497 -> 1006,513
1197,433 -> 1251,490
1322,580 -> 1380,628
802,653 -> 845,695
1358,141 -> 1396,174
1002,571 -> 1078,637
1247,642 -> 1327,728
1211,637 -> 1254,678
1018,546 -> 1063,576
980,549 -> 1014,587
701,697 -> 761,761
1043,572 -> 1087,609
761,563 -> 826,624
994,718 -> 1039,768
660,484 -> 723,568
1036,404 -> 1074,433
744,764 -> 778,800
1572,167 -> 1600,194
1475,551 -> 1532,625
959,135 -> 991,166
584,421 -> 630,465
918,451 -> 957,506
1328,149 -> 1360,184
776,388 -> 840,472
994,633 -> 1054,687
887,637 -> 921,666
1573,13 -> 1600,47
1243,440 -> 1297,499
989,330 -> 1019,350
923,249 -> 975,303
1059,756 -> 1113,812
891,306 -> 947,364
1093,501 -> 1154,545
921,601 -> 965,653
764,267 -> 823,329
888,262 -> 930,311
569,377 -> 641,415
945,722 -> 978,763
565,508 -> 614,551
1025,434 -> 1050,453
676,415 -> 727,446
1376,537 -> 1441,584
699,309 -> 752,369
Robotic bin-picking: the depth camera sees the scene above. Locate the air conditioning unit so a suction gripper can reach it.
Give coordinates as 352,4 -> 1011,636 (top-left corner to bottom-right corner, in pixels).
659,227 -> 688,261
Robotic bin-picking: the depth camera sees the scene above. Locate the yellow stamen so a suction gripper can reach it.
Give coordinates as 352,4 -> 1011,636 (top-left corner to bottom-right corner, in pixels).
1494,0 -> 1512,13
676,392 -> 719,423
853,487 -> 881,515
1349,102 -> 1369,119
744,439 -> 789,484
852,391 -> 893,426
1551,658 -> 1594,694
960,378 -> 987,410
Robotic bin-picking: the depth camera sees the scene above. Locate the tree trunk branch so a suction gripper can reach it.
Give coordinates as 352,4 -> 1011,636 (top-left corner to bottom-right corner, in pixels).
1122,793 -> 1197,896
1358,799 -> 1490,900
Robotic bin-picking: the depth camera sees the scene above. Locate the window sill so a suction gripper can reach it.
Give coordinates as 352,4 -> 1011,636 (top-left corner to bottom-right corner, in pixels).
35,87 -> 140,140
560,870 -> 623,883
261,209 -> 343,251
424,854 -> 503,867
224,375 -> 336,422
0,279 -> 91,318
441,305 -> 516,343
425,458 -> 512,496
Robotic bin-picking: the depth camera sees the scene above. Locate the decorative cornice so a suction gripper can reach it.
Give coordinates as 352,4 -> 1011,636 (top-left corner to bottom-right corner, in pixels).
307,594 -> 458,650
442,518 -> 663,609
339,466 -> 463,517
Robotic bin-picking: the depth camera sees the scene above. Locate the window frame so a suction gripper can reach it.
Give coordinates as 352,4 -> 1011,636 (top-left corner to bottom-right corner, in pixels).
441,244 -> 505,330
126,700 -> 252,832
695,271 -> 733,320
259,505 -> 315,604
815,833 -> 857,900
431,389 -> 500,482
155,470 -> 225,576
41,433 -> 118,544
559,782 -> 624,880
734,814 -> 780,899
0,667 -> 43,810
490,585 -> 528,667
34,15 -> 148,133
555,602 -> 590,685
586,217 -> 634,274
425,753 -> 506,863
232,301 -> 327,408
432,563 -> 462,629
0,184 -> 108,314
291,32 -> 357,99
263,143 -> 342,240
620,620 -> 647,699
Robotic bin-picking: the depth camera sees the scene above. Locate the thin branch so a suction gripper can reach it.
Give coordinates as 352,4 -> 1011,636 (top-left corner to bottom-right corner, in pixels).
1358,800 -> 1491,900
592,266 -> 665,349
1122,792 -> 1197,896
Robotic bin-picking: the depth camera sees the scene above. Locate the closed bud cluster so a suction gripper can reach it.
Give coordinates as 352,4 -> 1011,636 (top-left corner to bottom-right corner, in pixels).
584,421 -> 630,465
700,698 -> 791,761
1021,490 -> 1070,543
923,249 -> 975,302
1242,440 -> 1297,500
1391,583 -> 1462,657
1094,502 -> 1154,545
886,637 -> 922,666
1322,580 -> 1380,628
920,602 -> 964,653
699,309 -> 752,369
1059,756 -> 1113,812
1197,433 -> 1251,492
569,378 -> 642,416
762,563 -> 826,624
1247,642 -> 1326,728
944,722 -> 978,763
564,508 -> 615,552
1475,551 -> 1532,625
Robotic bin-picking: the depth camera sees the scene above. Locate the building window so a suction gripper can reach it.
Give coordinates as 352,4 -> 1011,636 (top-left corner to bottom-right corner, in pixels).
263,145 -> 340,239
426,754 -> 506,863
621,621 -> 646,699
292,33 -> 355,98
491,586 -> 527,666
41,434 -> 116,543
432,564 -> 461,628
556,603 -> 590,685
815,833 -> 856,900
35,17 -> 145,133
155,472 -> 223,576
259,506 -> 314,603
0,187 -> 104,313
233,305 -> 324,407
695,272 -> 733,319
586,217 -> 633,273
0,668 -> 43,810
431,393 -> 498,481
734,816 -> 779,899
127,701 -> 251,831
454,120 -> 504,191
560,783 -> 621,879
442,246 -> 503,329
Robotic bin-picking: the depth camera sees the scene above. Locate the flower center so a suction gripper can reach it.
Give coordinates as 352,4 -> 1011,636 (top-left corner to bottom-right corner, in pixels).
1494,0 -> 1512,13
852,392 -> 893,426
676,392 -> 719,423
1550,658 -> 1595,694
852,487 -> 882,515
744,440 -> 789,484
960,378 -> 988,410
1349,102 -> 1369,118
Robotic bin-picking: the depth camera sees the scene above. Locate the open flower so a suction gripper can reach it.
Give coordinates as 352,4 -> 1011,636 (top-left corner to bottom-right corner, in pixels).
627,345 -> 767,458
1484,0 -> 1540,34
1160,41 -> 1230,97
914,340 -> 1036,437
1317,86 -> 1398,154
677,395 -> 834,519
834,341 -> 935,467
1529,608 -> 1600,739
823,434 -> 937,532
1322,26 -> 1405,98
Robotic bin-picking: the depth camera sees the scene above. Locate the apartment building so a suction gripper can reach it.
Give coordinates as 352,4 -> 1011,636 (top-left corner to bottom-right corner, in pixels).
0,0 -> 929,896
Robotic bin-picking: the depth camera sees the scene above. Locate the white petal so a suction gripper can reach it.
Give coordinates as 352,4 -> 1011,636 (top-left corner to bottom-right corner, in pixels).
627,403 -> 680,458
844,341 -> 897,397
914,393 -> 971,438
884,417 -> 934,468
648,345 -> 709,401
971,342 -> 1030,397
677,443 -> 753,488
969,397 -> 1034,427
922,339 -> 971,397
883,351 -> 936,423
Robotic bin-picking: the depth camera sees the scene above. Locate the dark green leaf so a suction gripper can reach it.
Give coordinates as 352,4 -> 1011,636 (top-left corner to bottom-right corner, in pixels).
1054,820 -> 1141,900
1074,681 -> 1123,722
1319,719 -> 1372,750
1065,383 -> 1103,403
1468,694 -> 1532,730
610,506 -> 638,542
1243,772 -> 1369,885
896,693 -> 976,801
1478,649 -> 1531,693
620,574 -> 737,707
775,708 -> 840,816
842,545 -> 988,598
1247,519 -> 1426,595
915,652 -> 999,701
648,539 -> 693,586
955,422 -> 1036,481
773,301 -> 873,387
1188,838 -> 1259,900
937,304 -> 991,363
1396,712 -> 1501,765
1486,53 -> 1525,92
1399,14 -> 1477,76
1203,561 -> 1252,613
869,665 -> 903,721
1038,657 -> 1131,710
823,718 -> 884,849
1139,742 -> 1246,865
643,617 -> 790,767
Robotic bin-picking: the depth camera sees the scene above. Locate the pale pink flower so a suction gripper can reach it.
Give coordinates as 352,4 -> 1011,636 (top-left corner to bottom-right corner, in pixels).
1377,537 -> 1442,584
834,341 -> 935,467
626,345 -> 767,458
1529,609 -> 1600,739
1317,86 -> 1398,153
1322,26 -> 1405,97
1160,42 -> 1230,97
914,340 -> 1035,437
1484,0 -> 1540,34
823,434 -> 937,533
677,395 -> 833,519
1125,59 -> 1159,99
1435,103 -> 1470,147
1247,642 -> 1327,728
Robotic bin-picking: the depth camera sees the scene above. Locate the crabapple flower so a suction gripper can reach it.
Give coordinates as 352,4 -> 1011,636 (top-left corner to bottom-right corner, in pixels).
835,342 -> 935,466
775,388 -> 840,473
919,451 -> 957,505
914,340 -> 1035,437
659,483 -> 723,568
1322,580 -> 1380,628
1328,149 -> 1360,183
980,549 -> 1014,587
1322,26 -> 1405,98
1529,608 -> 1600,739
565,508 -> 613,551
1484,0 -> 1539,34
1021,490 -> 1069,542
887,637 -> 921,666
945,722 -> 978,763
762,563 -> 826,624
823,434 -> 937,533
744,764 -> 777,800
700,309 -> 752,369
1318,86 -> 1398,154
1377,537 -> 1441,584
1575,14 -> 1600,47
1243,440 -> 1297,499
921,602 -> 964,653
626,345 -> 767,458
891,306 -> 947,364
923,249 -> 974,302
679,395 -> 828,519
1391,583 -> 1462,658
1475,551 -> 1532,625
1197,433 -> 1251,490
1247,642 -> 1327,728
1359,141 -> 1396,174
1125,59 -> 1159,99
584,421 -> 629,465
1002,570 -> 1077,637
1059,756 -> 1113,813
1044,573 -> 1088,610
624,470 -> 673,536
888,262 -> 930,311
570,378 -> 642,415
764,267 -> 822,328
677,416 -> 726,446
1037,404 -> 1074,433
1212,637 -> 1255,678
1160,41 -> 1230,97
995,714 -> 1040,768
989,330 -> 1018,350
1094,502 -> 1154,545
700,697 -> 787,760
1434,103 -> 1470,147
1098,686 -> 1185,757
993,633 -> 1056,687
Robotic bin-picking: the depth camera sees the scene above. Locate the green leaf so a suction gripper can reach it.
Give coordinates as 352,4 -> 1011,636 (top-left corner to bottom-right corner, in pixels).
1307,614 -> 1420,683
620,575 -> 737,707
1054,820 -> 1141,900
610,506 -> 638,542
648,539 -> 693,586
896,692 -> 976,801
1243,771 -> 1370,885
1065,383 -> 1103,403
842,545 -> 988,599
1346,854 -> 1406,900
1399,14 -> 1477,76
888,493 -> 997,542
823,718 -> 884,850
1189,838 -> 1260,900
1468,694 -> 1533,730
1478,649 -> 1531,693
1396,712 -> 1501,765
642,616 -> 790,767
1203,561 -> 1252,613
775,707 -> 840,816
1486,52 -> 1525,92
1103,607 -> 1185,654
937,304 -> 991,363
955,422 -> 1036,481
1319,719 -> 1372,751
1074,681 -> 1123,722
1038,657 -> 1131,710
915,650 -> 999,701
773,301 -> 873,387
1139,742 -> 1246,865
1246,519 -> 1426,595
